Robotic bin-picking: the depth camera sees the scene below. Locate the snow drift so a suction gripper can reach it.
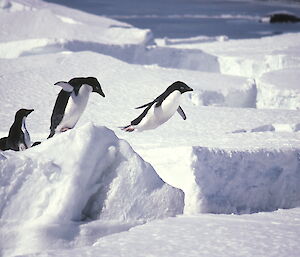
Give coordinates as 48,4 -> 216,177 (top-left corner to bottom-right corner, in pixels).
0,124 -> 184,222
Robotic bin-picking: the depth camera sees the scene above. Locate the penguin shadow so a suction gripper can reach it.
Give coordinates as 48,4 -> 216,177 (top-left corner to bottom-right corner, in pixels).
0,109 -> 41,152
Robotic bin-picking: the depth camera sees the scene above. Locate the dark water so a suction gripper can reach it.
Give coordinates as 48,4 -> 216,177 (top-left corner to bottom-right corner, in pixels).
45,0 -> 300,39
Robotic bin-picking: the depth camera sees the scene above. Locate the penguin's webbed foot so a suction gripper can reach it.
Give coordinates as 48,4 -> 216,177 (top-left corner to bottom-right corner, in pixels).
60,127 -> 71,132
19,144 -> 27,151
120,125 -> 135,132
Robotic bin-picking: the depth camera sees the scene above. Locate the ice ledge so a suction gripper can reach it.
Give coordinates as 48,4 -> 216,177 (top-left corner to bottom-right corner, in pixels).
142,145 -> 300,214
257,68 -> 300,110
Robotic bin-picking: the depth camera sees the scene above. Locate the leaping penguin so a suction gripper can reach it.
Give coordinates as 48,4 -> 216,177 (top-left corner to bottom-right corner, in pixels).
0,109 -> 34,151
121,81 -> 193,132
48,77 -> 105,139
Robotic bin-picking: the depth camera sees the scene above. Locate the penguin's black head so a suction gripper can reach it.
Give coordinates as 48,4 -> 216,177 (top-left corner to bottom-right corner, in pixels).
15,109 -> 34,119
170,81 -> 193,94
86,77 -> 105,97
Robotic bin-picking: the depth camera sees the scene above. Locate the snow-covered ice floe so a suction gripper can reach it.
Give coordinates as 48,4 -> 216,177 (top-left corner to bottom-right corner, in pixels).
0,124 -> 184,256
141,145 -> 300,215
170,33 -> 300,78
257,68 -> 300,110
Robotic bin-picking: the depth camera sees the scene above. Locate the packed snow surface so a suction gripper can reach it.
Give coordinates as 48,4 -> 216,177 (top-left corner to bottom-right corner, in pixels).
22,208 -> 300,257
1,0 -> 300,256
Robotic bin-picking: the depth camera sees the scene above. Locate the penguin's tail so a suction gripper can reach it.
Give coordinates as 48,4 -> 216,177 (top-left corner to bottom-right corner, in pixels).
47,130 -> 55,139
119,125 -> 135,132
0,137 -> 8,151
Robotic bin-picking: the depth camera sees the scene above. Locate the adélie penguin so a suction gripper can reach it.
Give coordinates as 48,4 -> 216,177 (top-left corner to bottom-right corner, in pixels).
0,109 -> 34,151
48,77 -> 105,138
121,81 -> 193,132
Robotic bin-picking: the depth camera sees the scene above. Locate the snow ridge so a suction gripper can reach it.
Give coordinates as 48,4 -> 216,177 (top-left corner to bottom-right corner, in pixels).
0,124 -> 184,222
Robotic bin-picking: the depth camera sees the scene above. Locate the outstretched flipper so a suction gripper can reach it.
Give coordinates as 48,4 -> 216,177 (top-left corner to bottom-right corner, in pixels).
121,103 -> 154,132
32,141 -> 41,147
54,81 -> 73,92
135,101 -> 154,109
177,106 -> 187,120
135,89 -> 170,109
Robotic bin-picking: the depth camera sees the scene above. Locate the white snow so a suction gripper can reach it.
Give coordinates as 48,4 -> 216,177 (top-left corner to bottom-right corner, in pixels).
1,0 -> 300,256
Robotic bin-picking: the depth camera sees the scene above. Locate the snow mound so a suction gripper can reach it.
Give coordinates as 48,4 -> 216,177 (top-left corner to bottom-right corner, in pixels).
0,123 -> 184,223
143,146 -> 300,214
257,68 -> 300,110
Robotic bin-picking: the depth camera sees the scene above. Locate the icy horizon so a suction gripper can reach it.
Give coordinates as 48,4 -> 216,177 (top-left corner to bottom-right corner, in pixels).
44,0 -> 300,39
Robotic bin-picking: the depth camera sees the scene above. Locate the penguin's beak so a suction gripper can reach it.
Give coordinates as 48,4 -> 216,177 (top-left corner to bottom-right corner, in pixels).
26,109 -> 34,116
185,86 -> 193,92
95,87 -> 105,97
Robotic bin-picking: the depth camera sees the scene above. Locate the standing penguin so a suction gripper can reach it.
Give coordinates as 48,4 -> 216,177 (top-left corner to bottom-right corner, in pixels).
121,81 -> 193,132
0,109 -> 34,151
48,77 -> 105,138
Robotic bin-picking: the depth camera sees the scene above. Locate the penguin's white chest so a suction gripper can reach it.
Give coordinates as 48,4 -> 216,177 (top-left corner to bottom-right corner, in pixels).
57,85 -> 92,132
21,117 -> 31,149
137,91 -> 182,131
